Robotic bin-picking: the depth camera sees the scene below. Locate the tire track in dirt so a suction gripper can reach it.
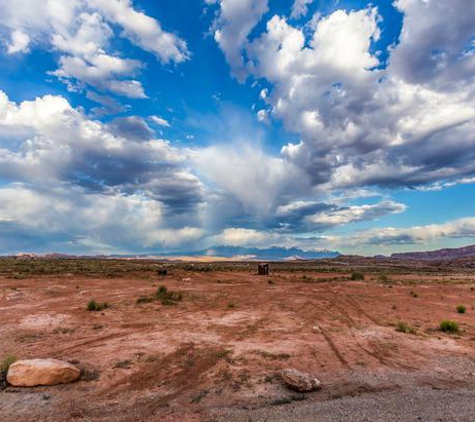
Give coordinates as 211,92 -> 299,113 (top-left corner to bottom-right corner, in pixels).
326,290 -> 400,367
237,304 -> 275,339
326,290 -> 419,370
319,327 -> 350,367
322,299 -> 358,328
294,299 -> 350,367
44,330 -> 151,356
296,291 -> 400,369
344,293 -> 379,325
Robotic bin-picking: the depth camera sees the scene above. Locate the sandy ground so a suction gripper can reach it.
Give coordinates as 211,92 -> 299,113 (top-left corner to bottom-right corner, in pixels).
1,265 -> 475,421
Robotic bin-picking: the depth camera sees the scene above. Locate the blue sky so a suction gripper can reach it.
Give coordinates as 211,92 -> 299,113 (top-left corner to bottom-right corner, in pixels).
0,0 -> 475,256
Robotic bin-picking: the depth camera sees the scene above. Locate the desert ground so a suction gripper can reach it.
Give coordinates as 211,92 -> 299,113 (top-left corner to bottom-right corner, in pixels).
2,257 -> 475,421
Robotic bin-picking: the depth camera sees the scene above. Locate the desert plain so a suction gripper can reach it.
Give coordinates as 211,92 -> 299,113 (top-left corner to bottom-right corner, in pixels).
2,257 -> 475,421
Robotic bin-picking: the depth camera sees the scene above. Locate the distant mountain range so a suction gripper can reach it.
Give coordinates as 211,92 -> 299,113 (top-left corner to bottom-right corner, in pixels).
12,246 -> 340,261
10,244 -> 475,261
188,246 -> 340,261
391,244 -> 475,260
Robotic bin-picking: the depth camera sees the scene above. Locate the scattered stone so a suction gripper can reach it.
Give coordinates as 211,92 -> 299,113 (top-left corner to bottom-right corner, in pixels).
312,325 -> 322,333
281,368 -> 321,392
7,359 -> 80,387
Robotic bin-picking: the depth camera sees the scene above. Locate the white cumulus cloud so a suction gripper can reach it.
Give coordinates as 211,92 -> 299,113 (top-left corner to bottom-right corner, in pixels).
0,0 -> 189,98
6,30 -> 30,54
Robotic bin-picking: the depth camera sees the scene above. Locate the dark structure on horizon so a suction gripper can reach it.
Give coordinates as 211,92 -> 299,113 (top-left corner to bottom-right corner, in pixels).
258,263 -> 269,275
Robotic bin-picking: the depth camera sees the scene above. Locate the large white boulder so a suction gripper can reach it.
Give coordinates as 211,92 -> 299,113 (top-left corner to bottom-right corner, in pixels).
7,359 -> 80,387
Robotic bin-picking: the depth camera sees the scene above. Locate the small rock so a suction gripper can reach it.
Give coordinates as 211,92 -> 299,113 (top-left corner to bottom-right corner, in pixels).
312,325 -> 322,333
7,359 -> 80,387
281,368 -> 321,392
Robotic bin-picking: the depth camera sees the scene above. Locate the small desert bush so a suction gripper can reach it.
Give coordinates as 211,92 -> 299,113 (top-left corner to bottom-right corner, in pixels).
136,296 -> 154,304
440,320 -> 460,333
456,305 -> 466,314
155,285 -> 182,305
214,349 -> 232,361
80,368 -> 100,381
264,373 -> 279,383
190,389 -> 209,404
136,285 -> 183,306
227,302 -> 235,309
0,354 -> 17,389
351,271 -> 365,281
87,300 -> 109,311
395,321 -> 416,334
409,290 -> 418,298
183,264 -> 212,272
0,354 -> 17,373
114,360 -> 132,369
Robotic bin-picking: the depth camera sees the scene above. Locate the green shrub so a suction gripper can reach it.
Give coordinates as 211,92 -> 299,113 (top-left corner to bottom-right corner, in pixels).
440,320 -> 460,333
80,368 -> 100,381
0,354 -> 17,390
456,305 -> 466,314
137,285 -> 183,306
136,296 -> 154,304
114,360 -> 131,369
0,354 -> 17,373
350,272 -> 364,281
395,321 -> 416,334
157,285 -> 168,296
227,302 -> 235,309
87,300 -> 109,311
155,285 -> 182,305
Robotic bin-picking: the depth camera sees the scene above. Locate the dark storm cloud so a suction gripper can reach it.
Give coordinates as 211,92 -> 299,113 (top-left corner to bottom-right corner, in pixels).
107,116 -> 154,141
0,93 -> 204,217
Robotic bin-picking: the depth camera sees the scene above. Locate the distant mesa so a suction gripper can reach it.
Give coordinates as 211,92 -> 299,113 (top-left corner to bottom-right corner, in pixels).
391,244 -> 475,261
15,253 -> 37,259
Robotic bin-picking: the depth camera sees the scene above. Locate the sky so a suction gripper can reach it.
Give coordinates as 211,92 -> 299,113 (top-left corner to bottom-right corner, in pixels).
0,0 -> 475,256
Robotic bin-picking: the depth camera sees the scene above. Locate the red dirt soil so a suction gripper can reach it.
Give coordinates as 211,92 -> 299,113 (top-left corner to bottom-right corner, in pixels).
1,267 -> 475,420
